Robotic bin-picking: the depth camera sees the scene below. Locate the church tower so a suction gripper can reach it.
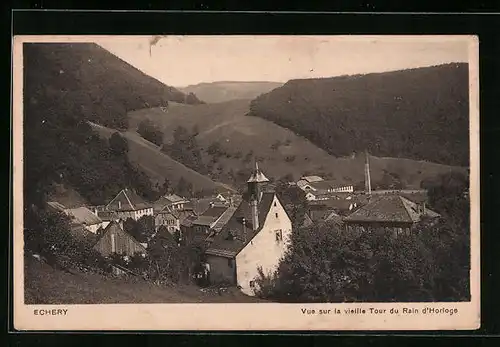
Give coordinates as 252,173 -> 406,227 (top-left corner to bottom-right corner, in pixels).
364,150 -> 372,195
247,161 -> 269,231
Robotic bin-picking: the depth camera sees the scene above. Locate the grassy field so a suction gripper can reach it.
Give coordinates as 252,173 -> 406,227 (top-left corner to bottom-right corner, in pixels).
128,101 -> 466,188
24,255 -> 265,304
89,122 -> 233,192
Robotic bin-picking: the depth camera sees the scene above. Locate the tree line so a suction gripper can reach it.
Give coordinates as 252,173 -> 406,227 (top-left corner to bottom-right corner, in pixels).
249,63 -> 469,167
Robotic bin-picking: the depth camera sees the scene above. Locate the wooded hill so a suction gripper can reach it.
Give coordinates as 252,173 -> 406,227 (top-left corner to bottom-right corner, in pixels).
23,43 -> 203,206
248,63 -> 469,167
179,81 -> 283,103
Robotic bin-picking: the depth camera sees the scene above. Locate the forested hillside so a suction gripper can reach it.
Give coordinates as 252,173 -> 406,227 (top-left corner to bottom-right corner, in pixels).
248,63 -> 469,167
23,43 -> 201,207
24,43 -> 202,130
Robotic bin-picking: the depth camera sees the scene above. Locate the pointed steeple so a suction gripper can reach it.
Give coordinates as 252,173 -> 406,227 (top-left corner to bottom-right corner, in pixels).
247,161 -> 269,183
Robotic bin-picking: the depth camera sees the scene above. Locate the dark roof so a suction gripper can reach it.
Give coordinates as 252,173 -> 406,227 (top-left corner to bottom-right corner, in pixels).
310,199 -> 355,211
106,188 -> 151,212
192,206 -> 228,227
343,195 -> 439,224
205,192 -> 276,258
191,198 -> 228,216
181,214 -> 198,227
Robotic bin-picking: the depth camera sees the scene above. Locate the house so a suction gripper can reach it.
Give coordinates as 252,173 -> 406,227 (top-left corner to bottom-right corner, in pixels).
152,194 -> 190,213
343,195 -> 440,236
190,196 -> 230,216
190,206 -> 231,236
154,207 -> 196,234
104,188 -> 153,221
93,221 -> 147,257
64,206 -> 104,234
204,162 -> 292,296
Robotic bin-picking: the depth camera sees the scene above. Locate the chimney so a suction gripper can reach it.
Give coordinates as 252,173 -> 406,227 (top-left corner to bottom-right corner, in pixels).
364,150 -> 372,195
250,199 -> 259,231
118,201 -> 121,209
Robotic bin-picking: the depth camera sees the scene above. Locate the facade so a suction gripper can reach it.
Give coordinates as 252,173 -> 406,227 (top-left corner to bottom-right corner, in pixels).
104,188 -> 153,221
343,195 -> 440,236
205,162 -> 292,296
93,221 -> 147,257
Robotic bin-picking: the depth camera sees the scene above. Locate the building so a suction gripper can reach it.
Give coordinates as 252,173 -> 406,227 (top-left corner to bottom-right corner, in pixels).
93,221 -> 147,257
302,208 -> 344,228
64,206 -> 104,234
343,195 -> 440,236
204,162 -> 292,296
104,188 -> 153,221
154,206 -> 195,234
152,194 -> 190,213
297,176 -> 354,197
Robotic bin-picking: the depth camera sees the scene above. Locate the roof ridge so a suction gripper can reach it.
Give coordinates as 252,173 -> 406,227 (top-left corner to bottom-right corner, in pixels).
123,189 -> 135,210
398,195 -> 417,222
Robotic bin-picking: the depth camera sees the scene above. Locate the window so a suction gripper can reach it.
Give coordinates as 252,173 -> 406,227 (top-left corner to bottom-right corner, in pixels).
274,202 -> 277,207
250,281 -> 255,288
275,230 -> 283,242
228,259 -> 233,268
275,213 -> 278,218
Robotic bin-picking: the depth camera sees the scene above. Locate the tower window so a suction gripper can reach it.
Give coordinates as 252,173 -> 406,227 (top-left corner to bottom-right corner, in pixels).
275,213 -> 278,218
275,230 -> 283,242
274,202 -> 277,207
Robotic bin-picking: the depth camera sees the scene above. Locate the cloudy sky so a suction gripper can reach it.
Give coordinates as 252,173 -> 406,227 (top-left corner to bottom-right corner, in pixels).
95,35 -> 470,87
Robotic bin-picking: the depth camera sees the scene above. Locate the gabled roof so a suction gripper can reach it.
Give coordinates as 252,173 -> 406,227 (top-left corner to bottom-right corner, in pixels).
192,206 -> 229,227
343,195 -> 439,224
65,207 -> 102,226
205,192 -> 277,258
106,188 -> 151,211
153,194 -> 189,212
93,221 -> 146,252
300,175 -> 324,183
47,201 -> 66,212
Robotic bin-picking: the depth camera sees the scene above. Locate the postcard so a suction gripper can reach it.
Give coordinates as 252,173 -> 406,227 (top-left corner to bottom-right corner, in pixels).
12,35 -> 480,330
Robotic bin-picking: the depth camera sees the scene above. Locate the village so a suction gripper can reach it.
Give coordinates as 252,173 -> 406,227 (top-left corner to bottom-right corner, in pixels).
44,151 -> 440,298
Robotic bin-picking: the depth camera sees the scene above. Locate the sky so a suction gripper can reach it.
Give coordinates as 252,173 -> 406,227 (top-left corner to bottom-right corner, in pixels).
95,35 -> 470,87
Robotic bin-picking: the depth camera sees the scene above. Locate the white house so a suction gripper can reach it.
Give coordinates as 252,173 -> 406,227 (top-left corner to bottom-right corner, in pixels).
153,194 -> 190,213
104,188 -> 153,221
204,162 -> 292,296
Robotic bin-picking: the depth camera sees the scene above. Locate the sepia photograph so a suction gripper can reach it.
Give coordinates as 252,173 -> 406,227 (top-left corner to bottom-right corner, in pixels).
12,35 -> 480,330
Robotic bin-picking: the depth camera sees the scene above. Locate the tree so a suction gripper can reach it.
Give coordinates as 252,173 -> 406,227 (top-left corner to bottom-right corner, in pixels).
109,132 -> 128,156
137,119 -> 164,146
159,178 -> 171,196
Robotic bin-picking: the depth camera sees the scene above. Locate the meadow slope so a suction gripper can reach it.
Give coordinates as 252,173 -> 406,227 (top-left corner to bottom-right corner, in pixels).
128,100 -> 466,189
89,122 -> 233,193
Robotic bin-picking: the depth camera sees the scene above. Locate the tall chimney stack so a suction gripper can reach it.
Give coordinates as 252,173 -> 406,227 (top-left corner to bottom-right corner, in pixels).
364,150 -> 372,195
